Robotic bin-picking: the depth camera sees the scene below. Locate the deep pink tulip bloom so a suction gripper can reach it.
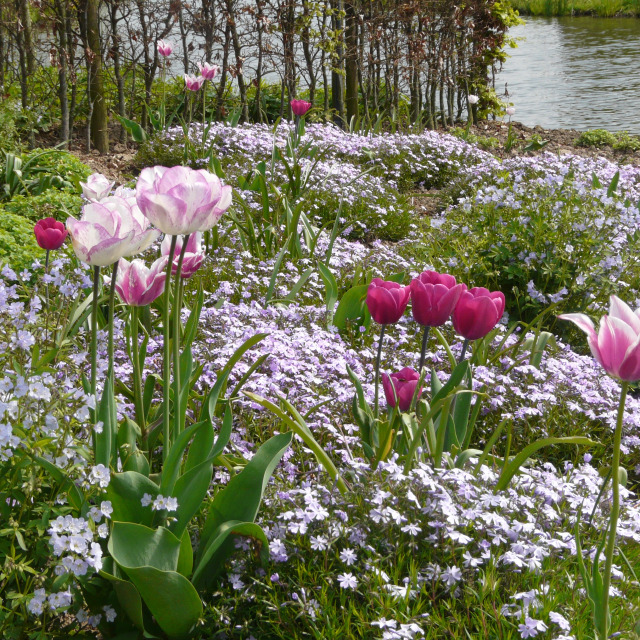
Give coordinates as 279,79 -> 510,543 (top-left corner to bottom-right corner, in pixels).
34,217 -> 68,251
66,195 -> 161,266
410,270 -> 466,327
366,278 -> 411,325
560,296 -> 640,382
157,40 -> 173,57
382,367 -> 422,412
115,256 -> 168,307
198,62 -> 219,80
452,287 -> 505,340
184,74 -> 205,91
136,165 -> 232,236
161,232 -> 205,279
80,173 -> 113,201
290,99 -> 312,116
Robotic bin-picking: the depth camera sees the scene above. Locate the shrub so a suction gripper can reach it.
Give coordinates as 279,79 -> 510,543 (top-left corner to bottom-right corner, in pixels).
4,191 -> 83,223
0,209 -> 45,272
575,129 -> 617,147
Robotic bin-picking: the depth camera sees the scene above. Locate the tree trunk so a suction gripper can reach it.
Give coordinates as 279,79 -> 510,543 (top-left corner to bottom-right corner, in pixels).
344,0 -> 358,125
86,0 -> 109,152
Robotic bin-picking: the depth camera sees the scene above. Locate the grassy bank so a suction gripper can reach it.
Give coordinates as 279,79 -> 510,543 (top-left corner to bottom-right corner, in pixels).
511,0 -> 640,16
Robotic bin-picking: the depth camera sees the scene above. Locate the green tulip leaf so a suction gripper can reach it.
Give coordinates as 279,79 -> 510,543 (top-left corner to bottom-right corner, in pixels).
170,459 -> 214,540
196,432 -> 292,569
192,520 -> 268,588
109,522 -> 202,639
495,436 -> 598,491
334,284 -> 369,331
107,471 -> 159,526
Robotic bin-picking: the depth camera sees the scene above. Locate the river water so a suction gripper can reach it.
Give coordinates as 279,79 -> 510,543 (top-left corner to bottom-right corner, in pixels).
496,16 -> 640,132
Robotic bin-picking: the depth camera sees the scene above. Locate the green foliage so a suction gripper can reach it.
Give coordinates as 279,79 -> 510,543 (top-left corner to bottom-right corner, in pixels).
309,188 -> 411,242
0,210 -> 45,272
4,191 -> 82,223
422,167 -> 640,334
575,129 -> 618,148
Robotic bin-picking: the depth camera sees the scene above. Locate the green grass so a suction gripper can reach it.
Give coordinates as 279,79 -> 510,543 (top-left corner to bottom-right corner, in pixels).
510,0 -> 640,16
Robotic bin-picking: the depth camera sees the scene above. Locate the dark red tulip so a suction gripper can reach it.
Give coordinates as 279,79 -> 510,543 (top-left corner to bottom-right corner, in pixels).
410,270 -> 466,327
382,367 -> 422,411
366,278 -> 411,325
452,287 -> 505,340
290,99 -> 312,116
34,217 -> 68,251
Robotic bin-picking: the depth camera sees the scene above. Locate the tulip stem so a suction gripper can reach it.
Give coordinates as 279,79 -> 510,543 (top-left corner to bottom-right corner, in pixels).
131,305 -> 145,436
601,380 -> 628,640
108,261 -> 119,387
90,265 -> 100,453
163,235 -> 177,462
458,339 -> 470,364
418,326 -> 431,375
374,325 -> 387,420
44,249 -> 50,342
173,234 -> 190,442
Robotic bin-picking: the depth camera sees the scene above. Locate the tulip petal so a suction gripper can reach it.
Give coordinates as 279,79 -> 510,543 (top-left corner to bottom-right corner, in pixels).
597,315 -> 638,378
609,295 -> 640,334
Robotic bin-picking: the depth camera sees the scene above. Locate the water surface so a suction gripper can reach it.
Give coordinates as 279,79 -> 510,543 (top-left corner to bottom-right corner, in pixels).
497,16 -> 640,132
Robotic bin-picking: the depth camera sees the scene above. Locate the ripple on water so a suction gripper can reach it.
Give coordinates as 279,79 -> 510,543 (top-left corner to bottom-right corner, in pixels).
497,16 -> 640,132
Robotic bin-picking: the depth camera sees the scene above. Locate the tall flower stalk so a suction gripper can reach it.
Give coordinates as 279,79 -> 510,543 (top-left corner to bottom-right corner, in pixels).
560,295 -> 640,640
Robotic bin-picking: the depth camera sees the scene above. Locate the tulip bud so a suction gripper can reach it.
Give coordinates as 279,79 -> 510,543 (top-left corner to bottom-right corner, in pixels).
157,40 -> 173,57
34,217 -> 68,251
290,99 -> 312,117
198,62 -> 219,81
382,368 -> 422,412
452,287 -> 505,341
410,271 -> 465,327
366,278 -> 411,325
184,74 -> 205,92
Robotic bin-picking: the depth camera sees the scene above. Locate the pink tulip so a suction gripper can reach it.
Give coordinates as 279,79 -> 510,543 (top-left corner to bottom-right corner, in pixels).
136,165 -> 232,236
560,296 -> 640,381
66,195 -> 161,266
34,217 -> 68,251
366,278 -> 411,325
198,62 -> 219,81
452,287 -> 505,340
290,99 -> 312,117
80,173 -> 113,201
382,368 -> 422,412
157,40 -> 173,57
115,256 -> 168,306
161,233 -> 205,279
410,271 -> 466,327
184,74 -> 205,92
506,106 -> 516,117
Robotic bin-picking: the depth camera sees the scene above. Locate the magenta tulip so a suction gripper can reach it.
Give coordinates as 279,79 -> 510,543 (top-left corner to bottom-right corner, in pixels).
452,287 -> 505,340
366,279 -> 411,325
382,368 -> 422,412
290,99 -> 312,116
410,271 -> 466,327
157,40 -> 173,57
560,296 -> 640,382
198,62 -> 219,80
161,232 -> 205,279
184,74 -> 205,92
136,165 -> 232,236
80,173 -> 113,201
34,218 -> 68,251
115,256 -> 168,307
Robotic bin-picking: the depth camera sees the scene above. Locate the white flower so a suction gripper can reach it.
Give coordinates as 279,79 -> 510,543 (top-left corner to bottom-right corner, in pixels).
549,612 -> 570,632
337,572 -> 358,590
151,495 -> 178,512
88,464 -> 110,488
141,493 -> 153,507
339,548 -> 357,566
